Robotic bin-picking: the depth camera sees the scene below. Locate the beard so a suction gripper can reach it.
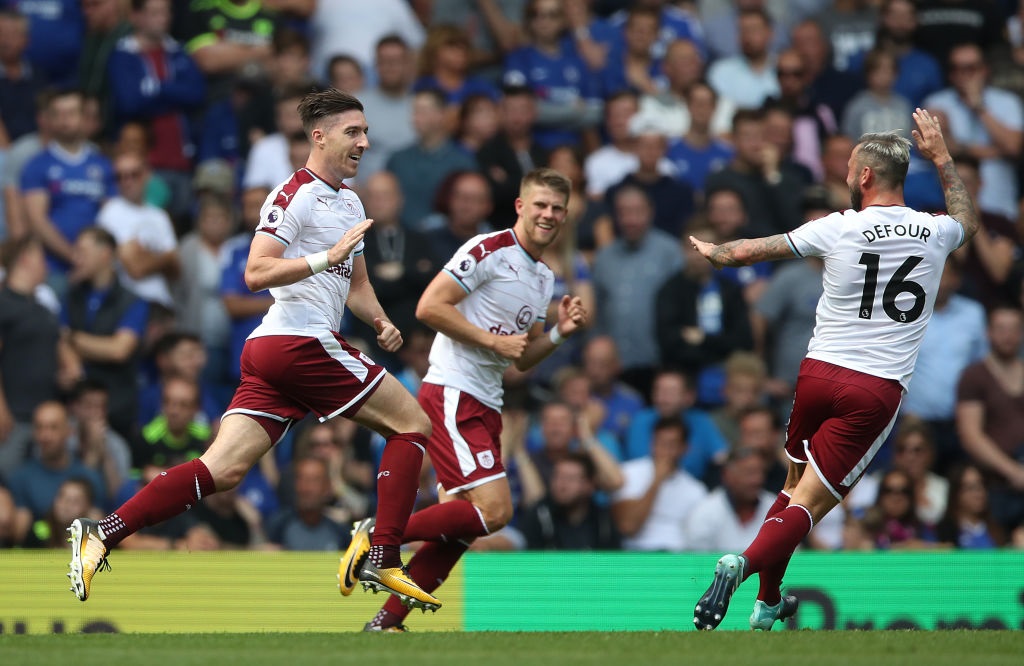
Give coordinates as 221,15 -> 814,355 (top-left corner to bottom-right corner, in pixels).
849,182 -> 863,211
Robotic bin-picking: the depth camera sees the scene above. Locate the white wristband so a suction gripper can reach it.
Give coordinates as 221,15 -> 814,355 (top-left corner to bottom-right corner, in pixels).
305,250 -> 330,275
548,327 -> 566,346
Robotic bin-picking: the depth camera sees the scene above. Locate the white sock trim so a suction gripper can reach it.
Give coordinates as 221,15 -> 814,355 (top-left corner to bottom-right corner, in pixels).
791,503 -> 814,529
473,504 -> 490,535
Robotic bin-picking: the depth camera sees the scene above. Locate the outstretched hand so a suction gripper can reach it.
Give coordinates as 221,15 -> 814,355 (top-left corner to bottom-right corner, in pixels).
911,108 -> 951,164
688,235 -> 723,269
329,219 -> 373,266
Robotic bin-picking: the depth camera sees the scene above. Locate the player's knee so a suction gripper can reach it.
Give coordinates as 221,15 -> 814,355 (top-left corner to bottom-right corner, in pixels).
479,501 -> 512,533
408,409 -> 432,440
210,462 -> 247,491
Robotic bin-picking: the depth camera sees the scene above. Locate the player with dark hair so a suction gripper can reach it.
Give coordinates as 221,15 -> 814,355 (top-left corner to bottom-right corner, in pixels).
67,88 -> 441,610
689,109 -> 978,631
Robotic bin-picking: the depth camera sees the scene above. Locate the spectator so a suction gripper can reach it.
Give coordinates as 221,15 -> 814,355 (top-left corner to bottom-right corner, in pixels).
78,0 -> 131,138
655,225 -> 754,400
176,193 -> 238,361
579,337 -> 645,451
605,113 -> 695,238
181,0 -> 275,103
20,88 -> 115,293
812,0 -> 877,73
935,462 -> 1007,548
849,0 -> 943,107
702,188 -> 773,303
394,325 -> 434,398
592,185 -> 683,394
22,477 -> 102,547
11,0 -> 83,87
841,47 -> 913,141
956,306 -> 1024,536
309,0 -> 424,86
914,0 -> 1005,68
603,0 -> 706,62
788,18 -> 862,126
641,39 -> 736,141
219,186 -> 272,386
188,485 -> 264,549
138,331 -> 223,427
0,235 -> 77,476
353,35 -> 416,185
819,134 -> 855,211
7,401 -> 105,542
326,54 -> 365,94
700,0 -> 789,62
704,109 -> 810,237
456,93 -> 500,156
242,82 -> 319,194
529,401 -> 624,496
429,0 -> 525,77
951,154 -> 1022,311
386,88 -> 478,231
707,8 -> 780,110
870,468 -> 938,549
664,81 -> 735,196
68,379 -> 132,505
64,226 -> 148,439
623,369 -> 729,481
596,5 -> 662,98
266,456 -> 351,550
545,144 -> 612,261
502,0 -> 601,151
685,447 -> 776,552
413,24 -> 499,119
347,171 -> 436,366
901,259 -> 987,471
710,351 -> 768,448
424,170 -> 494,260
768,47 -> 838,182
727,406 -> 789,492
520,451 -> 621,550
96,150 -> 180,311
886,421 -> 950,526
136,375 -> 209,471
278,421 -> 372,521
584,91 -> 645,199
476,85 -> 549,230
107,0 -> 205,217
924,43 -> 1024,220
611,416 -> 708,551
0,8 -> 47,143
2,88 -> 53,241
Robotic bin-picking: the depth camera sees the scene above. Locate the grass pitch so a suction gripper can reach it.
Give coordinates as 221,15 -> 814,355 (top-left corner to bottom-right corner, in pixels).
2,630 -> 1022,666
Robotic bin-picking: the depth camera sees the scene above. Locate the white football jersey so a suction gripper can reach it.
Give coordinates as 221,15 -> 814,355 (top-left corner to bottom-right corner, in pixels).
249,168 -> 365,338
786,205 -> 965,388
424,229 -> 555,409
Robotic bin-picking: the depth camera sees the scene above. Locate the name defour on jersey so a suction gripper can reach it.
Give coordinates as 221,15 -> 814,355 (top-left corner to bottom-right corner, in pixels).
861,222 -> 931,243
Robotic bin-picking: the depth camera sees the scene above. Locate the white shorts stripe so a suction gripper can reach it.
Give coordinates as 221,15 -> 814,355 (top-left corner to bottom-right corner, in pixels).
223,408 -> 289,422
842,400 -> 902,486
317,331 -> 369,382
444,386 -> 478,476
802,439 -> 843,502
441,471 -> 507,495
321,370 -> 387,421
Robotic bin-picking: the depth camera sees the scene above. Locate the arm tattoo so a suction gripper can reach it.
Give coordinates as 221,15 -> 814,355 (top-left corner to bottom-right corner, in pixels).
708,234 -> 795,266
935,160 -> 980,242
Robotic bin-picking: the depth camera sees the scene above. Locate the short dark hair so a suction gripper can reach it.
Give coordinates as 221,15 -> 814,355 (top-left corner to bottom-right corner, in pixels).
952,152 -> 980,173
78,226 -> 117,252
731,108 -> 764,133
376,33 -> 409,52
652,415 -> 689,442
71,377 -> 108,401
153,330 -> 203,359
273,26 -> 310,56
297,88 -> 364,135
0,234 -> 41,273
501,84 -> 535,100
326,53 -> 364,84
557,451 -> 598,483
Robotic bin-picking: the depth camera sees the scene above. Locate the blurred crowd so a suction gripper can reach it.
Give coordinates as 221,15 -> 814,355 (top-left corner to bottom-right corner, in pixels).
1,0 -> 1024,555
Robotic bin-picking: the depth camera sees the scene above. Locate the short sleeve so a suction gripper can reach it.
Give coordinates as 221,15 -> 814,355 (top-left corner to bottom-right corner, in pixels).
786,211 -> 845,258
19,154 -> 47,192
255,196 -> 303,246
612,461 -> 650,503
117,299 -> 149,337
934,213 -> 966,252
442,234 -> 498,293
956,364 -> 987,404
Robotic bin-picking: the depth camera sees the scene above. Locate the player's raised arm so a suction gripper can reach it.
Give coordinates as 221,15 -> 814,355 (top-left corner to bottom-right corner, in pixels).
415,271 -> 528,360
514,294 -> 588,371
912,107 -> 980,243
244,219 -> 372,292
688,233 -> 796,269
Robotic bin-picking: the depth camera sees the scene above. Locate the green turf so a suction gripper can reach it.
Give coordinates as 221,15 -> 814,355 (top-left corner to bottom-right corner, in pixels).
1,631 -> 1021,666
